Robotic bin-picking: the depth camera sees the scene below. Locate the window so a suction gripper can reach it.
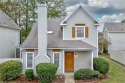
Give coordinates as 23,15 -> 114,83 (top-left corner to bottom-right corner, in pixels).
76,26 -> 85,38
26,52 -> 34,69
53,52 -> 60,68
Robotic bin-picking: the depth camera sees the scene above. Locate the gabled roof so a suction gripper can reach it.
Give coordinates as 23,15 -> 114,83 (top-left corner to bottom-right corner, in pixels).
104,23 -> 125,32
22,18 -> 96,50
60,3 -> 100,26
0,10 -> 20,30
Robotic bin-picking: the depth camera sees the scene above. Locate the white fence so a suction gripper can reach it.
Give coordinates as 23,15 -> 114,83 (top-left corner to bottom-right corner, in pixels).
0,58 -> 22,64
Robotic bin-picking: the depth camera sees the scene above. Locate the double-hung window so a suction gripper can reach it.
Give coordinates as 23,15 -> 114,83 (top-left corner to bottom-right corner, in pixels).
76,26 -> 85,38
53,52 -> 60,68
26,52 -> 34,69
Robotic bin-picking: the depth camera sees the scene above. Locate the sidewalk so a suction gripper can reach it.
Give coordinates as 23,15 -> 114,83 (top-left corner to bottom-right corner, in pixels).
65,73 -> 75,83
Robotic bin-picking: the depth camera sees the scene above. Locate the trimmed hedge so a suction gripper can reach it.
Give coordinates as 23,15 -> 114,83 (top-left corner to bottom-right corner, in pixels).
25,69 -> 34,80
74,68 -> 99,80
93,58 -> 109,74
0,60 -> 22,81
36,63 -> 57,83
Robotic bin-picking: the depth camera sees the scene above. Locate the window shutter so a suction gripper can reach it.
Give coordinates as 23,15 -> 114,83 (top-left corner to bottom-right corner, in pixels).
85,27 -> 89,38
72,27 -> 75,38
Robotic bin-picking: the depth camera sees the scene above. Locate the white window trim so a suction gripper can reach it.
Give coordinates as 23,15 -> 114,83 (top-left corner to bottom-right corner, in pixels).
26,52 -> 34,69
75,26 -> 85,39
53,52 -> 61,69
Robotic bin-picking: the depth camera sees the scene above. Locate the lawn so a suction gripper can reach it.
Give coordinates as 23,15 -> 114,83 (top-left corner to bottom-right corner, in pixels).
99,54 -> 125,83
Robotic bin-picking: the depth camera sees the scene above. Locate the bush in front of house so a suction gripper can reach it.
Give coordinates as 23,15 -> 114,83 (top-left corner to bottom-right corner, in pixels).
98,73 -> 104,79
36,63 -> 58,83
74,68 -> 99,80
0,60 -> 22,81
25,69 -> 34,80
93,58 -> 109,75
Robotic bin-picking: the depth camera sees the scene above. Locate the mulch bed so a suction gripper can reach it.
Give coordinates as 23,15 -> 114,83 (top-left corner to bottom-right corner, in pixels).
75,75 -> 110,83
11,75 -> 65,83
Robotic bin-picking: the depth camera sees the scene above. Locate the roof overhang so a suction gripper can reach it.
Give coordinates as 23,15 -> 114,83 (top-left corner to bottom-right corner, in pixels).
47,48 -> 97,51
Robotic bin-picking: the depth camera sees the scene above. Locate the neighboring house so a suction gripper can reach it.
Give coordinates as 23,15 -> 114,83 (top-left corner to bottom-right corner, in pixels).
20,3 -> 99,74
103,23 -> 125,65
0,10 -> 20,58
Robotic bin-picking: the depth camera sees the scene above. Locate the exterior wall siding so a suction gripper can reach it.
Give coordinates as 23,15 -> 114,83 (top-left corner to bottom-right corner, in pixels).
63,7 -> 98,57
74,51 -> 91,71
109,32 -> 125,50
110,50 -> 125,65
0,26 -> 20,58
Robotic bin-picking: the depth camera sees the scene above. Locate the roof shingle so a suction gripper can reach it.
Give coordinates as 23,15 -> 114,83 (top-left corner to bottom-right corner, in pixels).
21,18 -> 96,50
0,10 -> 20,30
104,23 -> 125,32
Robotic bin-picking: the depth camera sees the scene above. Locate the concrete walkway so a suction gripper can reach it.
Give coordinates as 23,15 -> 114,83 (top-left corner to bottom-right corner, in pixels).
65,76 -> 75,83
65,73 -> 75,83
101,56 -> 125,70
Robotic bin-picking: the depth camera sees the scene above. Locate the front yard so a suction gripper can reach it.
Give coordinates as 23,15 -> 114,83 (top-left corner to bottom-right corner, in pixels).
1,54 -> 125,83
99,54 -> 125,83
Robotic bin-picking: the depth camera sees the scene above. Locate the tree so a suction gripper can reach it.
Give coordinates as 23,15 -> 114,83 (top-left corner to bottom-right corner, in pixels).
0,0 -> 66,43
98,32 -> 108,54
37,0 -> 66,18
121,20 -> 125,23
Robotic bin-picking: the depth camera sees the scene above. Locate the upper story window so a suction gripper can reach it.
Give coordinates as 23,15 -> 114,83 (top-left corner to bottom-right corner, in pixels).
76,26 -> 85,38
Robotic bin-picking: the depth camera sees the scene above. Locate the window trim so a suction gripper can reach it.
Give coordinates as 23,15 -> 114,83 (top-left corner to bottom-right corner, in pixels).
26,52 -> 34,69
75,26 -> 85,39
53,52 -> 61,69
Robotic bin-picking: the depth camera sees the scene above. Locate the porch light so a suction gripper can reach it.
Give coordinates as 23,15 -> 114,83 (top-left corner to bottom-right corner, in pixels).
75,54 -> 78,58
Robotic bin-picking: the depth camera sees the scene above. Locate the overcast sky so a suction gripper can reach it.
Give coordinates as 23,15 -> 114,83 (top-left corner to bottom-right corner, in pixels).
64,0 -> 125,31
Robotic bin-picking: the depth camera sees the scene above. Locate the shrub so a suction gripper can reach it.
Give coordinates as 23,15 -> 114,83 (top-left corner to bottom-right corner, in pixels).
98,73 -> 104,79
36,63 -> 57,83
0,60 -> 22,81
93,58 -> 109,74
74,68 -> 99,80
25,69 -> 34,80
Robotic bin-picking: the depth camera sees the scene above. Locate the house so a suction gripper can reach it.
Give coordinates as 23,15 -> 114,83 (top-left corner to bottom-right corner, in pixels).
20,3 -> 99,74
103,23 -> 125,65
0,10 -> 20,58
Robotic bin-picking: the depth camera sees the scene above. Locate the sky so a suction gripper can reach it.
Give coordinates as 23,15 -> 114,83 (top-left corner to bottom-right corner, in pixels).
64,0 -> 125,31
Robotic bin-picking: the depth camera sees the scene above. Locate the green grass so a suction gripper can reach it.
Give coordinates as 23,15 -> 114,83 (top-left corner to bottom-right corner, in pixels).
99,54 -> 125,83
99,53 -> 110,59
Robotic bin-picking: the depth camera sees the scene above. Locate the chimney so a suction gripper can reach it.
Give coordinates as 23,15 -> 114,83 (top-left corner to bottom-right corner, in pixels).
37,2 -> 49,63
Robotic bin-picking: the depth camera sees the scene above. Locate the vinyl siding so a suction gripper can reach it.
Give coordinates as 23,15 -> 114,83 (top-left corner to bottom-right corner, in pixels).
63,7 -> 98,57
0,26 -> 20,58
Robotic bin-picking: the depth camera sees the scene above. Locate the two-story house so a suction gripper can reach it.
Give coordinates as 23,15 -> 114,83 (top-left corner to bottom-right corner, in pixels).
104,23 -> 125,65
0,10 -> 20,58
20,3 -> 99,74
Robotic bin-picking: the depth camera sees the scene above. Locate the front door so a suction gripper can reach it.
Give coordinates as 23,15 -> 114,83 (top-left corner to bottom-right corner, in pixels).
65,52 -> 74,72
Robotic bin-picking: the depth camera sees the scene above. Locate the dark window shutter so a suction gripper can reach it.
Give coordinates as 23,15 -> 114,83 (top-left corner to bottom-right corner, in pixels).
85,27 -> 89,38
72,27 -> 75,38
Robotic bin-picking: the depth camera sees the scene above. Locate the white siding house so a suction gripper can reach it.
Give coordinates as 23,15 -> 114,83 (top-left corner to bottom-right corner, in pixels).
21,3 -> 99,74
104,23 -> 125,65
0,10 -> 20,58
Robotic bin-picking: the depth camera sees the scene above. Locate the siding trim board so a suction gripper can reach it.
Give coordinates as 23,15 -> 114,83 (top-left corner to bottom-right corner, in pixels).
75,24 -> 85,26
53,49 -> 61,52
26,49 -> 34,52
